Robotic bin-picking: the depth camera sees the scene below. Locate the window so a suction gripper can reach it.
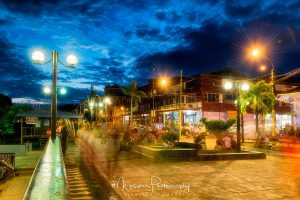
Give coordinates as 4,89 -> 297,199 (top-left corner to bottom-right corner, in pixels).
207,93 -> 219,102
225,94 -> 236,102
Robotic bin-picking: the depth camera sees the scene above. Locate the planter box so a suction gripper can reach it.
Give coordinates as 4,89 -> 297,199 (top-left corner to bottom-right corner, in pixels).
133,145 -> 198,161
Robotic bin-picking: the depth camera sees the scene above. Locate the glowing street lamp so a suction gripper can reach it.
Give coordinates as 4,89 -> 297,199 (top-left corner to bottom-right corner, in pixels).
104,97 -> 111,105
32,51 -> 45,64
251,48 -> 260,57
66,55 -> 78,67
43,86 -> 67,95
259,65 -> 267,72
161,78 -> 168,86
43,86 -> 51,94
224,82 -> 233,90
32,50 -> 77,140
241,83 -> 250,91
59,88 -> 67,95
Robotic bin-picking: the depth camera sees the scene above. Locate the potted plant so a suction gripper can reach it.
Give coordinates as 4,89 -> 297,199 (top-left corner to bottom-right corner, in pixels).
201,118 -> 236,149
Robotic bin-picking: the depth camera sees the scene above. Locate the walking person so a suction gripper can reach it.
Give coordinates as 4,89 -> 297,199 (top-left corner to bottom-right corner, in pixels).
60,119 -> 69,155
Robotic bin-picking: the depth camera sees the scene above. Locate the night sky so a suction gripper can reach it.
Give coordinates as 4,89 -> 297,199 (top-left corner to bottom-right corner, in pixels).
1,0 -> 300,104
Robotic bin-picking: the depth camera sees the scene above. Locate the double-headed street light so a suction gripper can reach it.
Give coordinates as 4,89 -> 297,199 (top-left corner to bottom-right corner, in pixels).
32,50 -> 77,140
43,86 -> 67,95
224,80 -> 250,151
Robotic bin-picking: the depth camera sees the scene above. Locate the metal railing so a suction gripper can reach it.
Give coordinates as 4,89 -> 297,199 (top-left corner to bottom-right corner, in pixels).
23,138 -> 69,200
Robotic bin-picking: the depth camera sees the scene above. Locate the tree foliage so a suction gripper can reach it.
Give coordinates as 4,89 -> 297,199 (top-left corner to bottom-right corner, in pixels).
122,81 -> 146,124
241,80 -> 275,135
0,105 -> 32,135
201,118 -> 236,135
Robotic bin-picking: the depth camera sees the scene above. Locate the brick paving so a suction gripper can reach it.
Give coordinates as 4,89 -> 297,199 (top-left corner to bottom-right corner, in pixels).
79,129 -> 300,200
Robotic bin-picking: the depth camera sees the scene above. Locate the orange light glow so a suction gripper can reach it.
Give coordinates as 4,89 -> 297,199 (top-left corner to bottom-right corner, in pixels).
259,65 -> 267,71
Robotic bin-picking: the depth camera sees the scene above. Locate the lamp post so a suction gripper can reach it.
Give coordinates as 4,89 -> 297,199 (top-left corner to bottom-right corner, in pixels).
250,48 -> 276,136
32,50 -> 77,140
152,68 -> 155,129
224,80 -> 249,151
104,97 -> 111,119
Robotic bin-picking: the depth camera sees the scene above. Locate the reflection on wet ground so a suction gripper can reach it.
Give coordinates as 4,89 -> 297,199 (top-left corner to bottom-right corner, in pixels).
75,129 -> 300,200
64,140 -> 121,200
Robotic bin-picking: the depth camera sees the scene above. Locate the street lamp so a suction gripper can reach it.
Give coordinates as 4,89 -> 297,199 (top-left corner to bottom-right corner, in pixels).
43,86 -> 67,95
59,88 -> 67,95
161,78 -> 168,87
43,86 -> 51,94
249,47 -> 276,136
32,50 -> 77,140
224,80 -> 249,151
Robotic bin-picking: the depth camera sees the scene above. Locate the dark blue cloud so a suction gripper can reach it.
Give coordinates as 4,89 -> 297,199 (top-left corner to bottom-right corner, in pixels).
1,0 -> 300,103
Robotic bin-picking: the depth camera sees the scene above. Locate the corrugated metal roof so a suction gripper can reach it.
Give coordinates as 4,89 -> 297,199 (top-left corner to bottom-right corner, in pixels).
16,109 -> 81,119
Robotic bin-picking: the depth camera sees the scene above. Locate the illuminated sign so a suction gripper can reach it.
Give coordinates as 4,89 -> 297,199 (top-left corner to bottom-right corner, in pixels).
26,117 -> 38,124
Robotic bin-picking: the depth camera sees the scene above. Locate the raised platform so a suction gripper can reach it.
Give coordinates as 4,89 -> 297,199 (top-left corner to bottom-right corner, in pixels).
196,150 -> 266,161
133,145 -> 266,161
133,145 -> 198,161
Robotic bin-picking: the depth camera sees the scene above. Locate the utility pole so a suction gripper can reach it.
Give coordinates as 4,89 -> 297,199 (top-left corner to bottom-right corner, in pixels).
51,50 -> 58,141
179,70 -> 183,141
236,85 -> 241,152
152,67 -> 155,129
271,67 -> 276,137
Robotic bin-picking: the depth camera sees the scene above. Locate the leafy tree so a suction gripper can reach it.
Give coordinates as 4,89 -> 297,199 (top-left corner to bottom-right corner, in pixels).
122,81 -> 146,125
0,105 -> 32,136
242,81 -> 275,138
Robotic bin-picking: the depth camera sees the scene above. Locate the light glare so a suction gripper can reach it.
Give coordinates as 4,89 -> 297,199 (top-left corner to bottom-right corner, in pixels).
32,51 -> 45,64
251,49 -> 260,57
241,83 -> 250,91
43,86 -> 51,94
66,55 -> 78,66
224,82 -> 233,90
60,88 -> 67,95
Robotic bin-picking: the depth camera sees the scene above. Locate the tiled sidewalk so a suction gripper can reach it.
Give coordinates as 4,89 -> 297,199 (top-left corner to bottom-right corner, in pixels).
0,150 -> 42,200
79,129 -> 300,200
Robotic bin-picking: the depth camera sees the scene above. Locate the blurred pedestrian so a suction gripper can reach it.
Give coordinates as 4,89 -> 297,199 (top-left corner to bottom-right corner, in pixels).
60,119 -> 69,155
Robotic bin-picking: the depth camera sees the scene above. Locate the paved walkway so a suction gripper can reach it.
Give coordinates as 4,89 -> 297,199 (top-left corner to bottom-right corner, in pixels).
64,140 -> 121,200
0,150 -> 42,200
78,129 -> 300,200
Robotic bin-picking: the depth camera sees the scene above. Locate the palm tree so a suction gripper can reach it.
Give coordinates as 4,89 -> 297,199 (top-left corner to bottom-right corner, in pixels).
122,81 -> 146,125
243,80 -> 275,138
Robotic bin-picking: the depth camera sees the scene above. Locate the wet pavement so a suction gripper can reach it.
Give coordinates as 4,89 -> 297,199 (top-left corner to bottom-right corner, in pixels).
77,129 -> 300,200
64,140 -> 121,200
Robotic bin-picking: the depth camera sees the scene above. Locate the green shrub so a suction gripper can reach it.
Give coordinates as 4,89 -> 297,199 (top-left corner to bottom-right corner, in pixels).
201,118 -> 236,135
162,132 -> 179,147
